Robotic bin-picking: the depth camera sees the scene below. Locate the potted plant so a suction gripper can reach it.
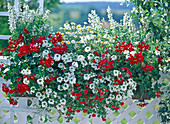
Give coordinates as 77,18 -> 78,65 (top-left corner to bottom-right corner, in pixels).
0,4 -> 168,123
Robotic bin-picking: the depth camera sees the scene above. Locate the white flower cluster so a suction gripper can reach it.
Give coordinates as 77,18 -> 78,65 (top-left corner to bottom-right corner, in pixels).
7,3 -> 53,35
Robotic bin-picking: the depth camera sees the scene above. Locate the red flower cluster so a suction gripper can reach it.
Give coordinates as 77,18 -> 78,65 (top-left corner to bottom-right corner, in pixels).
44,73 -> 57,83
40,54 -> 54,67
16,83 -> 30,94
2,83 -> 9,94
5,34 -> 24,53
31,35 -> 46,45
155,46 -> 160,51
52,43 -> 68,54
137,103 -> 148,107
24,27 -> 30,34
128,52 -> 144,64
120,67 -> 132,78
97,58 -> 114,73
114,41 -> 134,53
9,98 -> 17,105
114,78 -> 124,85
158,54 -> 163,66
2,83 -> 15,94
0,49 -> 4,55
18,44 -> 40,57
48,32 -> 63,44
141,63 -> 154,72
137,42 -> 149,51
0,64 -> 4,70
155,91 -> 161,98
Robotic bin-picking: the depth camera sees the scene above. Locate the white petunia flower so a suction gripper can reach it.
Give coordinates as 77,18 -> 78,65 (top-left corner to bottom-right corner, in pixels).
123,50 -> 129,54
58,85 -> 63,91
81,60 -> 88,67
48,99 -> 54,105
64,76 -> 69,82
21,69 -> 26,75
155,50 -> 160,56
69,66 -> 75,72
42,50 -> 50,58
57,77 -> 63,83
85,46 -> 91,52
87,53 -> 94,60
84,74 -> 90,80
58,63 -> 64,68
127,90 -> 134,98
42,101 -> 47,107
116,94 -> 122,101
130,51 -> 136,56
37,78 -> 44,85
63,83 -> 69,90
109,86 -> 115,93
77,55 -> 85,61
23,78 -> 30,84
61,54 -> 67,60
54,54 -> 61,61
60,98 -> 66,105
53,91 -> 57,98
121,85 -> 127,91
89,83 -> 95,89
42,40 -> 49,47
47,67 -> 53,72
25,69 -> 31,75
36,92 -> 42,98
33,53 -> 39,57
69,76 -> 76,84
111,55 -> 117,60
30,86 -> 36,93
113,70 -> 119,76
72,62 -> 78,68
56,103 -> 63,110
46,88 -> 52,94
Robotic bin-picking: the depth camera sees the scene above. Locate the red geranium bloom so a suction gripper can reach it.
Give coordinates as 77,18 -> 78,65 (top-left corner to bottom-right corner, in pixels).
9,98 -> 17,105
102,118 -> 106,121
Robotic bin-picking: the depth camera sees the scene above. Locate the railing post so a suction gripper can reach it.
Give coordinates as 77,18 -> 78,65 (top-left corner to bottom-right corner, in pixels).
38,0 -> 44,15
10,111 -> 14,124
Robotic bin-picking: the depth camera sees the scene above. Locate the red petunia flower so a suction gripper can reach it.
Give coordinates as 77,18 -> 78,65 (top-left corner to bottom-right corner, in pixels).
114,107 -> 119,110
83,110 -> 87,113
92,114 -> 96,117
24,27 -> 30,34
84,89 -> 88,94
76,109 -> 80,113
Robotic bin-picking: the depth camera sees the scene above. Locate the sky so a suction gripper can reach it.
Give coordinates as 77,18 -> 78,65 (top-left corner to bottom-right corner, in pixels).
61,0 -> 122,3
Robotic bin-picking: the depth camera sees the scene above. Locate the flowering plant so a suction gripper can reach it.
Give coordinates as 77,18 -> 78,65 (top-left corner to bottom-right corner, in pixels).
0,4 -> 168,122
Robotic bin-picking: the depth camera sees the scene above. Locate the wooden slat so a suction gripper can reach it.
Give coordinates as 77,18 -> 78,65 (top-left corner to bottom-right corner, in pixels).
0,12 -> 9,16
0,35 -> 10,40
